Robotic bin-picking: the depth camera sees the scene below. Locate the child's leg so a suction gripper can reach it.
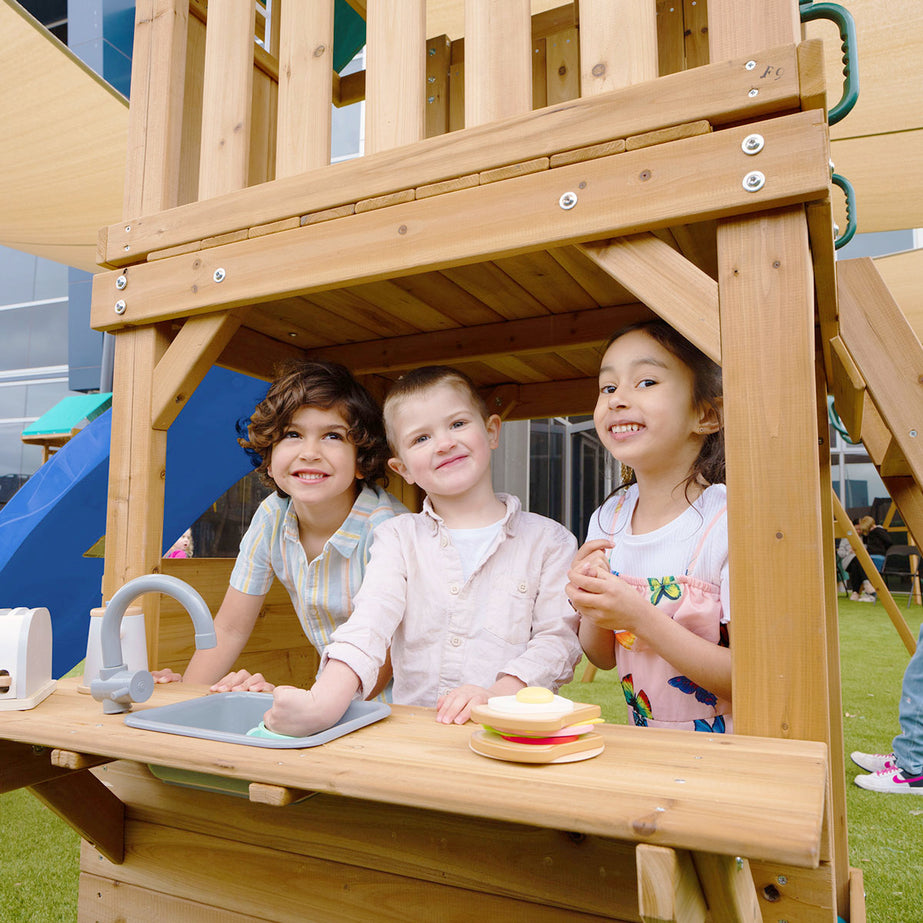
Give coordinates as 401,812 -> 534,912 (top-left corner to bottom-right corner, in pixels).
893,622 -> 923,775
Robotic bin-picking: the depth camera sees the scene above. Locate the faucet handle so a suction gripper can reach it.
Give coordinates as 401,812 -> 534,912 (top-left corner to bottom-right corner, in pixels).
91,665 -> 154,714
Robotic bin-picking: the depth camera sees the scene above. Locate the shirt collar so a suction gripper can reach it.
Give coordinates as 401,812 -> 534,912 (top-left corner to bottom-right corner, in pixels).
282,483 -> 378,557
421,491 -> 520,534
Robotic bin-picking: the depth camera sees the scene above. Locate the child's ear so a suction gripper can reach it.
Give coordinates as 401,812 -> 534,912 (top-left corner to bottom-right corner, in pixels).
486,414 -> 502,449
387,456 -> 413,485
696,399 -> 722,435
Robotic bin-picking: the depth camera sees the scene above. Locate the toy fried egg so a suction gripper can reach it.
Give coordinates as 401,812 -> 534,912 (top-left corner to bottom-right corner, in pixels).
486,686 -> 575,719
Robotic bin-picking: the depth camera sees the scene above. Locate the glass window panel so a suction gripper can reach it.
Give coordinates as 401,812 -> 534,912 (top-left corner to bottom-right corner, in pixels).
24,381 -> 72,418
0,310 -> 32,368
27,302 -> 69,366
0,385 -> 27,418
0,247 -> 38,304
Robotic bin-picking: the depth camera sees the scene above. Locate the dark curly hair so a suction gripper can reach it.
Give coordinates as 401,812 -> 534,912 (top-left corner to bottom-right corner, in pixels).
603,320 -> 724,500
240,359 -> 390,497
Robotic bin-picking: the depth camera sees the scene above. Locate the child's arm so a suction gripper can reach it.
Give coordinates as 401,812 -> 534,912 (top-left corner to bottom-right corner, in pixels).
153,587 -> 267,689
570,566 -> 732,702
568,539 -> 618,669
262,659 -> 360,737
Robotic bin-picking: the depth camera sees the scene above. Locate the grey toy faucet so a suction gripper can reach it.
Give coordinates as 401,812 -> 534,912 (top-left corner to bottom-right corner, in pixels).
91,574 -> 216,714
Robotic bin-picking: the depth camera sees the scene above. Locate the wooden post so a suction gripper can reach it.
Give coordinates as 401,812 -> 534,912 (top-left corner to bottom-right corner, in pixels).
198,0 -> 256,199
709,1 -> 846,914
276,0 -> 334,176
365,0 -> 426,154
579,0 -> 657,95
464,0 -> 532,126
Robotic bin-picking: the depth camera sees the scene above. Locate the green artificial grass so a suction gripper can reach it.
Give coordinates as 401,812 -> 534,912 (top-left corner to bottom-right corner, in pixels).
2,601 -> 921,921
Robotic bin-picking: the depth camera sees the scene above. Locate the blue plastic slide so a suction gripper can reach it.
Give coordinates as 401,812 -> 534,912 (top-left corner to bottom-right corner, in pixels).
0,367 -> 269,678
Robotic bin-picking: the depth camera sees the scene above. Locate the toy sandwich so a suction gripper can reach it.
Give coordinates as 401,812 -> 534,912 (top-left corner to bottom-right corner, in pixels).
469,686 -> 604,764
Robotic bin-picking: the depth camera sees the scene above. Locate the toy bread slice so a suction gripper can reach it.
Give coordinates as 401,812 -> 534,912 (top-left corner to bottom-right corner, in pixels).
469,729 -> 605,764
470,701 -> 601,735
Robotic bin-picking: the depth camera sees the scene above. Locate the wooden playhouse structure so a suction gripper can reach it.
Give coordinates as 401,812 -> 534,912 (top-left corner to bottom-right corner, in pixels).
3,0 -> 923,919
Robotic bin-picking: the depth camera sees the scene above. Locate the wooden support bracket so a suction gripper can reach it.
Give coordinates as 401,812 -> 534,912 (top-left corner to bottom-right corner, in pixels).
636,844 -> 706,923
248,782 -> 315,806
692,854 -> 762,923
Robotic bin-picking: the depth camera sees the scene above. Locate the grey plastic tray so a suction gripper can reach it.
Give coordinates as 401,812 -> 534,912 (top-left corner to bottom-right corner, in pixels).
125,691 -> 390,748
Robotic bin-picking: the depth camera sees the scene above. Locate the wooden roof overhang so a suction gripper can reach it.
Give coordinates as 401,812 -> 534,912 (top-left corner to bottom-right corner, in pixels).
90,40 -> 833,424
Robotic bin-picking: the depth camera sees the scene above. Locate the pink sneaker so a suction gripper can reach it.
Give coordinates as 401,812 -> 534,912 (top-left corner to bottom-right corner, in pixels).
854,767 -> 923,794
850,751 -> 895,773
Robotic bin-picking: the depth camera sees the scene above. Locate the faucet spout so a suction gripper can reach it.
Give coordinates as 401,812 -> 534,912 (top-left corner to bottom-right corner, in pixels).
91,574 -> 216,714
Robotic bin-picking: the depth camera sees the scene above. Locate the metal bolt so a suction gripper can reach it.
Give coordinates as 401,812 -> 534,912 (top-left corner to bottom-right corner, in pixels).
213,268 -> 226,283
428,47 -> 436,56
735,857 -> 744,870
427,96 -> 436,104
742,134 -> 765,155
559,191 -> 578,210
745,60 -> 756,70
748,88 -> 759,98
115,275 -> 127,290
428,75 -> 435,83
124,225 -> 131,232
743,171 -> 766,192
114,300 -> 126,315
911,430 -> 918,438
777,875 -> 788,885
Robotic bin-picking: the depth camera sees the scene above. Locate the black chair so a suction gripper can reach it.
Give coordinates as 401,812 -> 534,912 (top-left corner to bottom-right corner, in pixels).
880,546 -> 922,607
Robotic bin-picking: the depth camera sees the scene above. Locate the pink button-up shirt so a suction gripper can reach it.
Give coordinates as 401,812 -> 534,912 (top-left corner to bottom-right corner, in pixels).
322,493 -> 581,706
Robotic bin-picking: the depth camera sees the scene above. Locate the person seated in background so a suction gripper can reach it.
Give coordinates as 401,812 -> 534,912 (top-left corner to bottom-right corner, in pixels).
856,514 -> 892,572
837,525 -> 874,602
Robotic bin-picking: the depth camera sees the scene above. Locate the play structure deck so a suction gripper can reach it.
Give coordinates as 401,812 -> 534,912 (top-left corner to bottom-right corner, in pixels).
4,1 -> 923,919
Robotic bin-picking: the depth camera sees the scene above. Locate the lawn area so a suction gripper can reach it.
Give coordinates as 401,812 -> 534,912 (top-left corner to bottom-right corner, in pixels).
2,599 -> 921,921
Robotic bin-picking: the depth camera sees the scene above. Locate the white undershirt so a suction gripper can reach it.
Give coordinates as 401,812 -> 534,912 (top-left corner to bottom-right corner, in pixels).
448,521 -> 504,581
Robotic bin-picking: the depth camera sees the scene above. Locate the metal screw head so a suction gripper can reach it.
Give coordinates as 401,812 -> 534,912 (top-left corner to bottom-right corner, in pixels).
911,429 -> 918,438
743,170 -> 766,192
115,275 -> 127,290
213,268 -> 226,283
776,875 -> 788,885
114,300 -> 127,315
745,60 -> 756,70
559,191 -> 578,210
748,88 -> 759,98
742,134 -> 765,155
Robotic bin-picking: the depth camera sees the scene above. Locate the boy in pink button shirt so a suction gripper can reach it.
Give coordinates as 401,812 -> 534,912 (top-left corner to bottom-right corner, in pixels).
263,366 -> 581,735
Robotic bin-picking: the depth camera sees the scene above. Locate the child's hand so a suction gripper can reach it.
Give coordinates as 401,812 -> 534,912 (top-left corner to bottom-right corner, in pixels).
210,669 -> 275,694
571,539 -> 613,580
567,565 -> 645,633
436,684 -> 492,725
262,685 -> 330,737
151,668 -> 182,684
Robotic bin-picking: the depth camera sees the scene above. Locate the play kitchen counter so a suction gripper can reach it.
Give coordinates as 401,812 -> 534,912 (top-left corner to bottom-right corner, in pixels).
2,678 -> 831,921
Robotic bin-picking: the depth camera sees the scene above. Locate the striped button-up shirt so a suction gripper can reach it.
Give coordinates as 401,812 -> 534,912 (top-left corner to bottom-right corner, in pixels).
230,483 -> 407,653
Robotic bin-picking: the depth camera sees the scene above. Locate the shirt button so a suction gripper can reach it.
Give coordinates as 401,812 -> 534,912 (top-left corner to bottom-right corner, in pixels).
518,582 -> 527,593
450,636 -> 462,647
449,584 -> 459,595
441,535 -> 449,547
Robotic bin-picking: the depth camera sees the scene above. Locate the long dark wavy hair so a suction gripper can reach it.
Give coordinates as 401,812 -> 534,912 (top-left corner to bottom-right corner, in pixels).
239,359 -> 390,497
602,320 -> 725,502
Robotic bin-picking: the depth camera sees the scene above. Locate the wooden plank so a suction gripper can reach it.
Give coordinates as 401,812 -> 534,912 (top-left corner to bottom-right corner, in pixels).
105,42 -> 809,264
441,262 -> 551,320
79,872 -> 270,923
836,258 -> 923,487
311,305 -> 649,374
532,36 -> 548,110
550,139 -> 626,168
31,770 -> 125,864
6,678 -> 828,869
355,188 -> 416,213
580,0 -> 657,94
197,0 -> 255,199
425,35 -> 452,139
499,250 -> 598,313
464,0 -> 532,126
691,854 -> 761,923
656,0 -> 686,76
92,112 -> 832,330
636,845 -> 706,923
101,327 -> 171,667
707,0 -> 800,63
683,0 -> 710,70
247,54 -> 276,187
50,749 -> 113,772
248,782 -> 313,806
545,26 -> 580,105
626,120 -> 711,151
860,394 -> 911,478
828,335 -> 865,443
478,157 -> 548,185
578,236 -> 720,362
1,739 -> 69,793
151,310 -> 244,430
121,0 -> 188,218
883,476 -> 923,557
365,0 -> 425,153
216,326 -> 305,381
275,0 -> 334,176
82,816 -> 617,922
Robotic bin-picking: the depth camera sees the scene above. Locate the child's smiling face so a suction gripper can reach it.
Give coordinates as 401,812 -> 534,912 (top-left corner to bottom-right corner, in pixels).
386,383 -> 500,500
267,404 -> 360,513
594,329 -> 714,478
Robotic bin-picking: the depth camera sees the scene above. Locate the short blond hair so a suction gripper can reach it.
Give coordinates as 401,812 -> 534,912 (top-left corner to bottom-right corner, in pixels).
383,366 -> 488,452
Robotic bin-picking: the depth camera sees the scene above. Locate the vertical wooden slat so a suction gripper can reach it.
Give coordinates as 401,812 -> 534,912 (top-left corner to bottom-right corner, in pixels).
123,0 -> 189,216
709,2 -> 845,915
579,0 -> 657,95
365,0 -> 426,154
198,0 -> 256,199
532,37 -> 548,110
464,0 -> 531,126
425,35 -> 452,139
684,0 -> 710,69
448,40 -> 466,132
276,0 -> 334,176
656,0 -> 685,76
545,27 -> 580,105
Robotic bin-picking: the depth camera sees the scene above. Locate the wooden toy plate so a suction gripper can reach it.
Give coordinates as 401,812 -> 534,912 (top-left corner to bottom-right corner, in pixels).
469,701 -> 601,736
469,729 -> 605,764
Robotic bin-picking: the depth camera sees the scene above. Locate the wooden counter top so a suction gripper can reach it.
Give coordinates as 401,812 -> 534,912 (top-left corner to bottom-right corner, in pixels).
1,677 -> 827,869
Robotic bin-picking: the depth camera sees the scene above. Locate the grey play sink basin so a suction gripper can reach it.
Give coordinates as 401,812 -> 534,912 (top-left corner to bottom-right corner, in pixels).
125,691 -> 390,748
